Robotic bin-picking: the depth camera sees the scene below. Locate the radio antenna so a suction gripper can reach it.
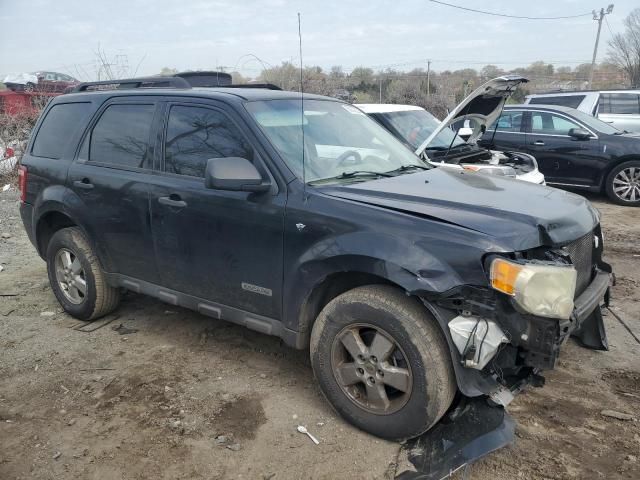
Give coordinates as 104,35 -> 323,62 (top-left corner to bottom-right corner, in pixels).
298,12 -> 307,199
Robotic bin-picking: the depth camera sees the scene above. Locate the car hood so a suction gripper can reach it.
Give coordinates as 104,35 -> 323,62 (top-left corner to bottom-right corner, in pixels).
319,169 -> 598,251
415,75 -> 528,156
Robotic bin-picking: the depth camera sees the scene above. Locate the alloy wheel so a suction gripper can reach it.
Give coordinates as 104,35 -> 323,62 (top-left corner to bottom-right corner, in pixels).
331,323 -> 413,415
54,248 -> 87,304
613,167 -> 640,202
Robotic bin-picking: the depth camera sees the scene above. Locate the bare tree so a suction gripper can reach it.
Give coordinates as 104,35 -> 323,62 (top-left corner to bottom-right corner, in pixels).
608,8 -> 640,87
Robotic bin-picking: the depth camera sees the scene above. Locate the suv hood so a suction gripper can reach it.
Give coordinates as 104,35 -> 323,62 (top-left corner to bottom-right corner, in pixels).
415,75 -> 528,156
320,169 -> 597,251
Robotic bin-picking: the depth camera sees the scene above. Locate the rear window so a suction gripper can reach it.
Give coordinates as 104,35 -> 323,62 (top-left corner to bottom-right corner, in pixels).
598,93 -> 640,114
88,104 -> 155,169
31,102 -> 92,159
529,95 -> 586,109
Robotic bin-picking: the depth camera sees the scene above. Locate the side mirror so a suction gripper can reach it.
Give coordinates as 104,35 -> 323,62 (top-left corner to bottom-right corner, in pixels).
568,128 -> 591,140
205,157 -> 270,192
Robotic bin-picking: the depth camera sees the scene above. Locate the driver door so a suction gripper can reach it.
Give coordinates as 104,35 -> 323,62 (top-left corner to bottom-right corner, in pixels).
149,101 -> 285,318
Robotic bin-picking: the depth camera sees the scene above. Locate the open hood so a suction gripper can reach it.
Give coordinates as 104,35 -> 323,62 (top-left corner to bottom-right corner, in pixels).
415,75 -> 528,156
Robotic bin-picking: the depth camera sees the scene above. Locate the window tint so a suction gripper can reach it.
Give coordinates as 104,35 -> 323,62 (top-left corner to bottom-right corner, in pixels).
32,103 -> 92,159
598,93 -> 640,114
89,104 -> 155,168
529,95 -> 585,109
531,112 -> 581,135
492,111 -> 524,132
164,106 -> 253,177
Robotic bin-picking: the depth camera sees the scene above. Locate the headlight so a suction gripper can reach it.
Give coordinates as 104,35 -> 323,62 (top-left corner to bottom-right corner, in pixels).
490,258 -> 577,319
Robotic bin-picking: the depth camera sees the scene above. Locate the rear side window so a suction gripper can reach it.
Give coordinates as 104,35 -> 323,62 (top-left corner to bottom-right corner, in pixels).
529,95 -> 585,109
598,93 -> 640,114
31,103 -> 91,159
164,105 -> 253,177
492,111 -> 524,132
88,104 -> 155,169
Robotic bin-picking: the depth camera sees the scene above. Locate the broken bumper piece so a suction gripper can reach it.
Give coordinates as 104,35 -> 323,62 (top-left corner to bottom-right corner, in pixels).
396,398 -> 515,480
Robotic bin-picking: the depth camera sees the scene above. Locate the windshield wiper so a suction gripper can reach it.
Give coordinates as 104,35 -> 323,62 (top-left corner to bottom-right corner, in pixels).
385,164 -> 430,174
309,170 -> 393,185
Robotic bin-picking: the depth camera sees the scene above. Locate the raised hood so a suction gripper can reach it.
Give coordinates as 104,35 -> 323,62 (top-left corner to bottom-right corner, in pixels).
415,75 -> 528,156
319,169 -> 598,251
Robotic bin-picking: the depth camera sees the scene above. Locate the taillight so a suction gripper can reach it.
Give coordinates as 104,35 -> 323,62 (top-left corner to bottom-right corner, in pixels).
18,165 -> 27,203
4,147 -> 14,159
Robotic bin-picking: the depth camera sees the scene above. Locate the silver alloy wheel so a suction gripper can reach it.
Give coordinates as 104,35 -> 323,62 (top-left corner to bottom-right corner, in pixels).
331,323 -> 413,415
613,167 -> 640,202
54,248 -> 87,304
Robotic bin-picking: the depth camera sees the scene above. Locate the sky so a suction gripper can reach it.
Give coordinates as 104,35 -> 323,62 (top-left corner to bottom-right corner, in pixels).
0,0 -> 638,80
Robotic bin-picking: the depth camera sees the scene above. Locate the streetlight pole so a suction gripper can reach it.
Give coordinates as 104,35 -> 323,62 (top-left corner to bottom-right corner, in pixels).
588,4 -> 614,89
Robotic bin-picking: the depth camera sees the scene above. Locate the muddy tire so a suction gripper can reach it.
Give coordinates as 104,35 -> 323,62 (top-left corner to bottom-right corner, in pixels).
46,227 -> 120,321
605,160 -> 640,206
310,285 -> 456,440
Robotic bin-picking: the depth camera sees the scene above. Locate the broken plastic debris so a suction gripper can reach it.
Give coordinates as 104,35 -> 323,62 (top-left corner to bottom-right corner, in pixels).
2,184 -> 10,192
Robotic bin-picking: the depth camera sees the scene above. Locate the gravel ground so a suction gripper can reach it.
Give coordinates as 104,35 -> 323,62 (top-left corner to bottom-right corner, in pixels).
0,186 -> 639,480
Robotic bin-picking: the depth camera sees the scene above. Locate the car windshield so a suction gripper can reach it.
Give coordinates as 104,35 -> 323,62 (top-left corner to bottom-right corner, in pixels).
379,109 -> 467,150
568,108 -> 622,135
245,99 -> 428,183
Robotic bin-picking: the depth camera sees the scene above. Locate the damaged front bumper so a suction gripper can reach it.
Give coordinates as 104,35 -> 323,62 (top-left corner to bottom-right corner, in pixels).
424,265 -> 613,403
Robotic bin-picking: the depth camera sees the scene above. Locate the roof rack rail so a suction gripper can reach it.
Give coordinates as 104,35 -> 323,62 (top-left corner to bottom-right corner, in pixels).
69,76 -> 191,93
221,83 -> 282,90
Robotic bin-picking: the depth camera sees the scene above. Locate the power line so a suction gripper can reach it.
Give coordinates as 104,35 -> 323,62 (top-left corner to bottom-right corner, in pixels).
429,1 -> 593,20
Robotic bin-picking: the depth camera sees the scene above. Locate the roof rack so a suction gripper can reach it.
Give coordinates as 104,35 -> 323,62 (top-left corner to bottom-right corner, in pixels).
219,83 -> 282,90
70,76 -> 191,93
68,76 -> 283,94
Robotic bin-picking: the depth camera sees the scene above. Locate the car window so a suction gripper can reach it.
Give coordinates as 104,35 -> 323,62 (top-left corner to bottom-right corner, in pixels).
492,111 -> 524,132
530,112 -> 581,136
529,95 -> 585,109
88,104 -> 155,168
598,93 -> 640,114
164,105 -> 253,178
45,73 -> 55,81
31,103 -> 92,159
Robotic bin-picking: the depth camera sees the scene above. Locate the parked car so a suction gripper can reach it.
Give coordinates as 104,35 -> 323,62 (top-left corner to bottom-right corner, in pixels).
480,104 -> 640,206
525,90 -> 640,133
358,76 -> 545,185
3,71 -> 79,93
19,76 -> 612,443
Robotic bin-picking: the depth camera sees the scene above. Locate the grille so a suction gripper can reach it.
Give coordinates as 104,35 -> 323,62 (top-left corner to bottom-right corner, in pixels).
564,232 -> 594,296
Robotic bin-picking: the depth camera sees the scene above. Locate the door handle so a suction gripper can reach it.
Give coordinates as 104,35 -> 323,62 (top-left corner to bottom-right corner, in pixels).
532,140 -> 545,146
158,195 -> 187,208
73,179 -> 94,190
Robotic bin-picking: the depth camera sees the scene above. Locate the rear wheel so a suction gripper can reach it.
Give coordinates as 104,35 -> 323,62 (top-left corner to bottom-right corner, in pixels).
605,160 -> 640,206
46,227 -> 120,320
310,285 -> 456,440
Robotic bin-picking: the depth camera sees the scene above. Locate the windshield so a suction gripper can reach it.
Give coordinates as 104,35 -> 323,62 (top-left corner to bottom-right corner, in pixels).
379,109 -> 467,150
246,99 -> 428,183
569,108 -> 621,135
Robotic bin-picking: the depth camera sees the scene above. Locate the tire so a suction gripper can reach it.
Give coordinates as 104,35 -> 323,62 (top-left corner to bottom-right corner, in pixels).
605,160 -> 640,206
46,227 -> 120,321
24,82 -> 35,93
310,285 -> 456,440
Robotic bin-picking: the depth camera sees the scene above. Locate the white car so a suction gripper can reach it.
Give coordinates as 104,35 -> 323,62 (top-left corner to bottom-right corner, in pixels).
357,76 -> 546,185
525,90 -> 640,133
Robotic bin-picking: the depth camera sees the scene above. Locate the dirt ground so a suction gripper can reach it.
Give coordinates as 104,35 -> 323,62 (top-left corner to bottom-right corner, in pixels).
0,187 -> 639,480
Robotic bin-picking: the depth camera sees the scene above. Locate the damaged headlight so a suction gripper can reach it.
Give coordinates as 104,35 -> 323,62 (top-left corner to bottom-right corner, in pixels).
490,258 -> 577,319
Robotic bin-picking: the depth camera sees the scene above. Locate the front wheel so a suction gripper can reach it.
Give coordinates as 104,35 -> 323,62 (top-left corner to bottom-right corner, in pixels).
310,285 -> 456,440
46,227 -> 120,320
605,161 -> 640,206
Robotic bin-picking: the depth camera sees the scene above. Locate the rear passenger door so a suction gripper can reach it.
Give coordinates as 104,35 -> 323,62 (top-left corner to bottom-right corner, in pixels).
478,110 -> 527,150
149,101 -> 285,319
68,100 -> 161,284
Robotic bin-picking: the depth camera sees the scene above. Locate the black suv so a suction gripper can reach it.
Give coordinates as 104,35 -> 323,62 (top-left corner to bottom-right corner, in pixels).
19,77 -> 612,441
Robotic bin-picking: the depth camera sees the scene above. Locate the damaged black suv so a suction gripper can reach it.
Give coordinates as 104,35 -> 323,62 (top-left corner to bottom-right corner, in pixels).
19,76 -> 612,441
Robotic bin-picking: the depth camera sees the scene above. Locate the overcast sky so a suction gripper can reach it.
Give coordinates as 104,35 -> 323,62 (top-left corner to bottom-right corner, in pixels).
0,0 -> 637,79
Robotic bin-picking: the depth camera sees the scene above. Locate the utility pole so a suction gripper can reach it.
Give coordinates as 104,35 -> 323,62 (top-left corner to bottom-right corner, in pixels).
379,77 -> 382,103
588,4 -> 614,89
426,60 -> 431,98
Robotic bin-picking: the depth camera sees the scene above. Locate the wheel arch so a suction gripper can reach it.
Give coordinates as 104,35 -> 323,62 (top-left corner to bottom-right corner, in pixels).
599,156 -> 640,191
